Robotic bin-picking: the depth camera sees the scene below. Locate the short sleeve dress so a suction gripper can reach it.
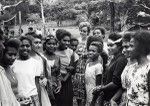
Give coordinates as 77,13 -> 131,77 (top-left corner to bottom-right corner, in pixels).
85,63 -> 103,105
127,62 -> 150,106
55,48 -> 76,106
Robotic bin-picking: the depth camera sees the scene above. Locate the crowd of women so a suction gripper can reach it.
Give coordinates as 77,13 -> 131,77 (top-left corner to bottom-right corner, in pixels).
0,21 -> 150,106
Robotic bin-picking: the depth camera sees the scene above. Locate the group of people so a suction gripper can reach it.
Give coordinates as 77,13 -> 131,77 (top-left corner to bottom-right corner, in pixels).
0,21 -> 150,106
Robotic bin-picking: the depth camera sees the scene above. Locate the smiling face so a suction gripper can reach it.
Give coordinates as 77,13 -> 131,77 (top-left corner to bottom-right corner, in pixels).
32,38 -> 42,52
93,29 -> 104,39
88,45 -> 99,60
80,26 -> 88,39
4,47 -> 18,65
107,39 -> 119,56
19,39 -> 31,59
45,39 -> 57,54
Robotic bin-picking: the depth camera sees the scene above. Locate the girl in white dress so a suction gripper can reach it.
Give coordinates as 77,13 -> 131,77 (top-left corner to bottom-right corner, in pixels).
85,41 -> 103,106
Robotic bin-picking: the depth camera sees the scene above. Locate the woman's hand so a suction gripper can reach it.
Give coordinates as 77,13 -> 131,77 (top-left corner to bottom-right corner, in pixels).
39,77 -> 47,86
92,86 -> 102,95
110,99 -> 118,106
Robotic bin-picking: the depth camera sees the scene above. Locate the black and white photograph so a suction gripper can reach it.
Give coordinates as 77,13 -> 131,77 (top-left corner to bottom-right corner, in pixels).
0,0 -> 150,106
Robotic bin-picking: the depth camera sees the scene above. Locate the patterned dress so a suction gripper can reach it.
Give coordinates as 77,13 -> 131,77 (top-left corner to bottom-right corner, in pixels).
120,60 -> 137,105
127,62 -> 150,106
73,57 -> 87,100
73,40 -> 87,103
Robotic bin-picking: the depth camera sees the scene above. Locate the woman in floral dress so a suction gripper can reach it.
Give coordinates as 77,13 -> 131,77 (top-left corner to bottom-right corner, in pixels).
73,22 -> 91,106
110,32 -> 136,106
126,30 -> 150,106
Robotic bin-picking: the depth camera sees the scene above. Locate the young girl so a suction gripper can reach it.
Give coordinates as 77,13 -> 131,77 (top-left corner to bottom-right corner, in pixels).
85,41 -> 103,106
55,29 -> 78,106
43,35 -> 61,106
1,39 -> 20,97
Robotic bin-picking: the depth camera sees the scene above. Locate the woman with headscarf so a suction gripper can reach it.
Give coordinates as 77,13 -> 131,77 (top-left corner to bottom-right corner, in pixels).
93,33 -> 127,106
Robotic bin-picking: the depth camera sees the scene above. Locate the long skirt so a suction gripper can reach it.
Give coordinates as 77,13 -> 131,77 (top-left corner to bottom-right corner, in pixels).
56,77 -> 73,106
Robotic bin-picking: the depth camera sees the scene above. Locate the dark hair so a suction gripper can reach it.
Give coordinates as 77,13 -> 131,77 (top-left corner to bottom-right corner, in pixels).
28,27 -> 33,31
20,36 -> 32,46
25,32 -> 36,36
0,28 -> 4,40
32,33 -> 42,40
122,32 -> 135,42
133,30 -> 150,56
45,35 -> 57,44
87,35 -> 103,50
108,32 -> 122,47
93,27 -> 106,38
43,35 -> 57,51
56,29 -> 71,41
70,38 -> 79,43
4,38 -> 20,54
88,41 -> 103,53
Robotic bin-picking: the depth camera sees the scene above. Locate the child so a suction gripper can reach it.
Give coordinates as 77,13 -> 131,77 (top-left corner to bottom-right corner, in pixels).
70,38 -> 79,52
43,35 -> 61,106
85,41 -> 103,106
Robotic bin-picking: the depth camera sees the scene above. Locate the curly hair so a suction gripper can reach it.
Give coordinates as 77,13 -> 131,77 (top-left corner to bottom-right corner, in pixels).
88,41 -> 103,54
20,36 -> 32,46
122,31 -> 135,42
108,32 -> 122,47
70,37 -> 79,44
43,35 -> 58,51
31,33 -> 42,40
4,38 -> 20,54
55,29 -> 71,41
86,35 -> 103,50
133,30 -> 150,56
93,27 -> 106,38
79,22 -> 91,35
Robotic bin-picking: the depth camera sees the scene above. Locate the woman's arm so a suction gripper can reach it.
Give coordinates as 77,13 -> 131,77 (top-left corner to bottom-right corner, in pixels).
96,74 -> 102,86
111,88 -> 123,102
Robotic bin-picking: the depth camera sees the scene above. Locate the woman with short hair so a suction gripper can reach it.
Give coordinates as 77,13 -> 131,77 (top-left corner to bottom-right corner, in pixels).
1,39 -> 20,96
0,32 -> 20,106
55,29 -> 78,106
93,32 -> 127,105
126,30 -> 150,106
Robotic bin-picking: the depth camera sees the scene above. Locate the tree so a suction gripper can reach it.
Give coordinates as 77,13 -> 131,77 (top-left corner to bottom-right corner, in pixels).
126,0 -> 150,24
